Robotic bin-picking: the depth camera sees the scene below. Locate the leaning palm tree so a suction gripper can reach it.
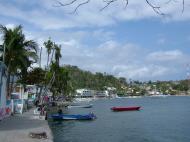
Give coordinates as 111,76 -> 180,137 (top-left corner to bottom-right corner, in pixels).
0,24 -> 38,97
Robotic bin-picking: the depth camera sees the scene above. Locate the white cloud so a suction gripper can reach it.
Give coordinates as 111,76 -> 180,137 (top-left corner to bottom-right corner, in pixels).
146,50 -> 185,62
92,29 -> 115,41
112,64 -> 170,80
1,0 -> 189,81
20,28 -> 188,81
1,0 -> 190,30
61,39 -> 78,46
1,24 -> 188,81
5,24 -> 15,29
56,39 -> 182,81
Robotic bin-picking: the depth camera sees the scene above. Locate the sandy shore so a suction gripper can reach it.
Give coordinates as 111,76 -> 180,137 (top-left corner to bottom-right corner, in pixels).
0,108 -> 53,142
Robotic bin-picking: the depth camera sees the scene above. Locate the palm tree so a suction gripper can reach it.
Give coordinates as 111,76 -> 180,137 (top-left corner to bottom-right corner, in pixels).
44,38 -> 53,68
0,24 -> 38,96
54,44 -> 62,66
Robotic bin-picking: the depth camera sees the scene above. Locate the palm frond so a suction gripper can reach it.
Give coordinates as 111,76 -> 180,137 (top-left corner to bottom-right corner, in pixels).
24,51 -> 39,62
24,40 -> 38,52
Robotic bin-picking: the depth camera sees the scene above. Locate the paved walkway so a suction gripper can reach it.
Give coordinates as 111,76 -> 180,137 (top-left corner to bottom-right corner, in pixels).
0,108 -> 53,142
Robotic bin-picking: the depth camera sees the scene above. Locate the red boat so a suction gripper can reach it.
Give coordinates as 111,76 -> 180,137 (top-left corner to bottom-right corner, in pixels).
111,106 -> 141,111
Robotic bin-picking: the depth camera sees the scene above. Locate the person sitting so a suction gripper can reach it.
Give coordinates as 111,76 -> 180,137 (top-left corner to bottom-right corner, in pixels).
58,108 -> 63,115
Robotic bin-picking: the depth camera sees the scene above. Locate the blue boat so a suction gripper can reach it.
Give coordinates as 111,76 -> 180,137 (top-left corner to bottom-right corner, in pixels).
50,113 -> 96,120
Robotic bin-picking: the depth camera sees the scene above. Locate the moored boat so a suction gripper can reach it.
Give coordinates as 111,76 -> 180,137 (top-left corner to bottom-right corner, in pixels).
67,104 -> 93,108
50,112 -> 96,120
111,106 -> 141,111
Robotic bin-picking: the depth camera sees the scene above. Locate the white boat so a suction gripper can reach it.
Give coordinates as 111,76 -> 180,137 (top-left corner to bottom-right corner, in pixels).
150,94 -> 169,98
68,104 -> 93,108
73,98 -> 95,102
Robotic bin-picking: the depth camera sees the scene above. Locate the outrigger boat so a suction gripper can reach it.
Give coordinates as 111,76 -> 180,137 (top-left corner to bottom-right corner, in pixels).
51,113 -> 96,120
111,106 -> 141,111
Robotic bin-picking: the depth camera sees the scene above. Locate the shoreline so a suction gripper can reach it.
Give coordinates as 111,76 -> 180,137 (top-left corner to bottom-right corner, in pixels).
0,108 -> 53,142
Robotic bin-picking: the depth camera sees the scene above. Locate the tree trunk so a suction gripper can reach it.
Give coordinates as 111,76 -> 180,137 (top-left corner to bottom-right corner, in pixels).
6,71 -> 11,98
39,47 -> 42,68
47,54 -> 49,69
10,75 -> 14,95
50,48 -> 55,64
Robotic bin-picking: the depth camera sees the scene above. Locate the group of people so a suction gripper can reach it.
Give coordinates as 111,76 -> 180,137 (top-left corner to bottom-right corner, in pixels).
34,95 -> 66,119
34,97 -> 48,120
34,95 -> 50,107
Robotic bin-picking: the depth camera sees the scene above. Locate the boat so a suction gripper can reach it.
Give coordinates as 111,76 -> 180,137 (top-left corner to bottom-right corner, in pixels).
111,106 -> 141,111
67,104 -> 93,108
50,113 -> 96,120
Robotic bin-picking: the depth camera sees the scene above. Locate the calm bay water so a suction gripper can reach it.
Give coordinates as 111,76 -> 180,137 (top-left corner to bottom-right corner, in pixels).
49,96 -> 190,142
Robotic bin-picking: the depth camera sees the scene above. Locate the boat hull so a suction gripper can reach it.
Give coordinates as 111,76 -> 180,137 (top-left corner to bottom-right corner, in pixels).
51,113 -> 96,120
111,106 -> 141,111
67,104 -> 93,108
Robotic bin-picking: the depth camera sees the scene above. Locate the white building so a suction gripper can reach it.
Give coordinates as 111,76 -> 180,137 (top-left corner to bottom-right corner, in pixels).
11,84 -> 28,114
75,89 -> 94,98
12,84 -> 28,99
95,90 -> 108,98
104,86 -> 117,98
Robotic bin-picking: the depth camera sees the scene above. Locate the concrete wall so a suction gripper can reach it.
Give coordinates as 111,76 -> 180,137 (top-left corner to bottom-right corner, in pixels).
0,62 -> 11,120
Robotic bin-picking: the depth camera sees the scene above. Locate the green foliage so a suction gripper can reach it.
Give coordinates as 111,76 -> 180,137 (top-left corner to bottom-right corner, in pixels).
62,65 -> 127,91
18,67 -> 46,85
54,44 -> 62,65
47,62 -> 73,97
44,38 -> 54,67
0,25 -> 38,75
171,80 -> 189,91
0,24 -> 38,96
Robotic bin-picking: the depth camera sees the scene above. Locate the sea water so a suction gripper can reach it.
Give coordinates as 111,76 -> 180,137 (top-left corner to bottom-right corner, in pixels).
49,96 -> 190,142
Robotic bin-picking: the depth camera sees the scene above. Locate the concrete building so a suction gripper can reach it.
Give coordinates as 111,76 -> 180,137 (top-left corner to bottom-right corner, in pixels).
75,89 -> 94,98
95,90 -> 108,98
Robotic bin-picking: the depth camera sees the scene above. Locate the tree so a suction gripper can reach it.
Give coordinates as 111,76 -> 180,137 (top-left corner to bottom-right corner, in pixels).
0,24 -> 38,96
44,38 -> 53,68
54,44 -> 62,66
18,67 -> 46,85
47,62 -> 72,98
119,77 -> 127,85
43,41 -> 73,98
54,0 -> 185,15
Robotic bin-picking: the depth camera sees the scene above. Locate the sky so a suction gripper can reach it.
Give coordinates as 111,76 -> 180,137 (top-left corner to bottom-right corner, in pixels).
0,0 -> 190,81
